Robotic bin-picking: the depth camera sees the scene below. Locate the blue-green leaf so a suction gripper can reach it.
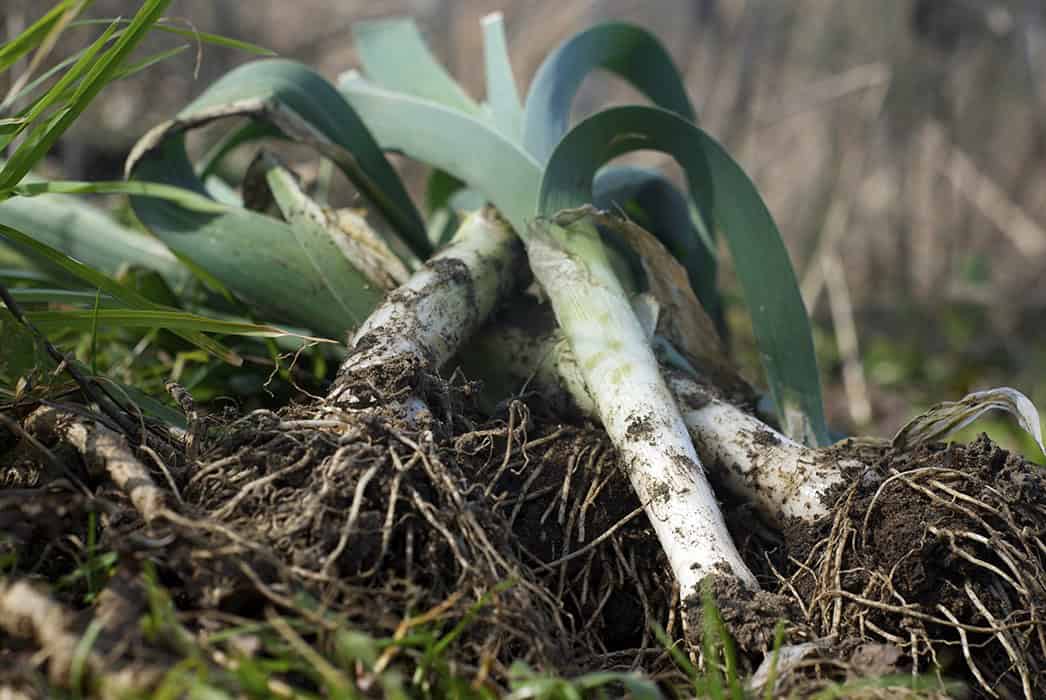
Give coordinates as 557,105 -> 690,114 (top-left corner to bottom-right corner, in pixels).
481,12 -> 522,139
351,17 -> 481,116
540,105 -> 828,445
522,22 -> 695,164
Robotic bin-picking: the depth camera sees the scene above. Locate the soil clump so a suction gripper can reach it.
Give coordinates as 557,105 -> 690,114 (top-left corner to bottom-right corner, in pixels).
1,378 -> 1043,697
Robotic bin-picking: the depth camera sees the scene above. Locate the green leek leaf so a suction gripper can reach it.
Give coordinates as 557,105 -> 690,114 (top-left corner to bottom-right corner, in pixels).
0,191 -> 188,286
540,106 -> 828,445
128,59 -> 426,255
351,17 -> 480,116
481,13 -> 522,139
339,76 -> 540,236
522,22 -> 694,164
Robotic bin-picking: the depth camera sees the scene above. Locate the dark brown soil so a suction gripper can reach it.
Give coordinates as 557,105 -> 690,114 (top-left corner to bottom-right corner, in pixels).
781,435 -> 1046,699
2,375 -> 1044,697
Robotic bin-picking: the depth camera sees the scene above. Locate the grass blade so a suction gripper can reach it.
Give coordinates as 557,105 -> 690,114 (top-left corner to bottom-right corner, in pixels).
540,105 -> 829,445
0,18 -> 118,157
71,18 -> 276,56
0,0 -> 172,189
0,222 -> 240,364
0,0 -> 87,73
1,0 -> 90,113
12,179 -> 229,212
3,27 -> 196,114
25,308 -> 330,341
114,44 -> 189,81
1,32 -> 105,112
9,288 -> 121,307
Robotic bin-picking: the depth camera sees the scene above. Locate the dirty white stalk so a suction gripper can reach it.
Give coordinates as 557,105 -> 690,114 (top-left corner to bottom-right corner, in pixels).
664,369 -> 851,524
527,215 -> 758,591
328,207 -> 524,407
331,205 -> 761,593
460,312 -> 851,525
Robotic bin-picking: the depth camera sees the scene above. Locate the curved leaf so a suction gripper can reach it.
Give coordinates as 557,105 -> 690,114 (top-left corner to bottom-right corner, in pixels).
893,387 -> 1045,458
249,152 -> 390,320
523,22 -> 695,164
351,18 -> 481,116
126,60 -> 427,336
338,76 -> 541,236
127,58 -> 428,254
540,105 -> 828,445
130,137 -> 381,337
522,23 -> 720,332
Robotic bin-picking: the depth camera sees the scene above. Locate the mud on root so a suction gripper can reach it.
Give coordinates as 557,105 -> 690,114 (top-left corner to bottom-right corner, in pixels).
781,435 -> 1046,698
0,378 -> 695,694
175,394 -> 686,663
3,375 -> 1045,697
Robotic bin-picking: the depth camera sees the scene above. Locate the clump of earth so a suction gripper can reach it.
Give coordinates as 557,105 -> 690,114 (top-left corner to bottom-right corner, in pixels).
2,373 -> 1043,697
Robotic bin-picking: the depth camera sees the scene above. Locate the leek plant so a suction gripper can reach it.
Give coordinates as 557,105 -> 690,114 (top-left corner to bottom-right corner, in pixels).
119,14 -> 834,597
4,9 -> 1043,695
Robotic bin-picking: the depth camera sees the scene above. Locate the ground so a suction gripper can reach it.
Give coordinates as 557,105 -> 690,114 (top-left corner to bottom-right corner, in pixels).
2,370 -> 1043,698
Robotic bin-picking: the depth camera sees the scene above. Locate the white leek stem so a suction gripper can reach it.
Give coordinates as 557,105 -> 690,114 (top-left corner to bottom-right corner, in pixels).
665,369 -> 850,523
460,314 -> 851,525
526,218 -> 757,591
329,208 -> 523,405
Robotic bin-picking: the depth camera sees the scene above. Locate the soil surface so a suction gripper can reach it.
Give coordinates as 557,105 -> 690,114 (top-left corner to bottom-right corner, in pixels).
1,377 -> 1044,697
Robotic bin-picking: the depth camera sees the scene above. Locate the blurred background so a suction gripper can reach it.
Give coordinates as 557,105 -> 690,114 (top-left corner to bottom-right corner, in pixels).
4,0 -> 1045,450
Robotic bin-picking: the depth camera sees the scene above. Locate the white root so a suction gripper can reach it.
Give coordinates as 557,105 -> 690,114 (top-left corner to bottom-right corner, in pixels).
526,217 -> 758,591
